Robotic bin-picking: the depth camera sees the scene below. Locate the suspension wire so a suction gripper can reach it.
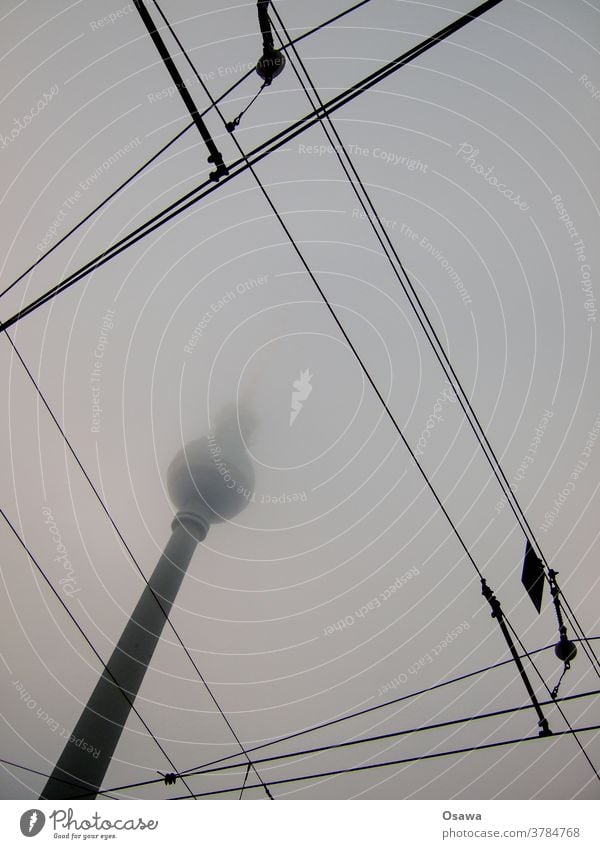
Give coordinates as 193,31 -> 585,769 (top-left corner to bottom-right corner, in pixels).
87,685 -> 600,796
3,0 -> 597,800
502,615 -> 600,782
181,0 -> 600,781
134,0 -> 501,584
0,0 -> 380,804
0,505 -> 196,799
0,0 -> 375,304
0,0 -> 510,334
238,764 -> 251,800
0,122 -> 192,303
171,688 -> 600,781
140,0 -> 574,759
273,3 -> 600,782
2,329 -> 275,801
267,3 -> 600,682
0,758 -> 118,799
74,637 -> 600,796
168,723 -> 600,799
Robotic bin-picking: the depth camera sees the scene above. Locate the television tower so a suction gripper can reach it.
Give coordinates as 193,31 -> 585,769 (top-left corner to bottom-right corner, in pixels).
41,411 -> 254,799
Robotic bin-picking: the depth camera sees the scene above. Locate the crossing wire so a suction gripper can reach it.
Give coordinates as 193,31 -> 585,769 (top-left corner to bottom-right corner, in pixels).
0,0 -> 375,303
0,0 -> 511,333
167,723 -> 600,799
82,678 -> 600,796
0,505 -> 196,800
154,0 -> 600,786
3,0 -> 597,796
268,2 -> 600,680
0,758 -> 118,799
2,224 -> 274,800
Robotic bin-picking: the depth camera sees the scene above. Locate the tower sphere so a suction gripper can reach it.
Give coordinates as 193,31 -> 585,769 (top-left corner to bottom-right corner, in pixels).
167,428 -> 254,525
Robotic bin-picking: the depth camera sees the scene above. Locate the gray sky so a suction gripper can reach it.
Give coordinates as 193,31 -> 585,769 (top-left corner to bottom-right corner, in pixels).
1,0 -> 600,800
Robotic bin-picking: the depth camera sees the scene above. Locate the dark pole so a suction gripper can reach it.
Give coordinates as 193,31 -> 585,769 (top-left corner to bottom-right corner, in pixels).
133,0 -> 228,180
481,580 -> 552,737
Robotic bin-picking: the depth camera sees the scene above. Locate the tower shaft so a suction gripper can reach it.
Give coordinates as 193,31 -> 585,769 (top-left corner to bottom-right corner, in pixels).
40,512 -> 206,800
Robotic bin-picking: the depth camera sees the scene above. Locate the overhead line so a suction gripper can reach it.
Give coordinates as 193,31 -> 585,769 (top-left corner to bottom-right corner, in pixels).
0,757 -> 118,799
88,681 -> 600,796
268,3 -> 600,717
191,0 -> 599,781
154,0 -> 570,755
0,0 -> 507,333
0,505 -> 195,800
271,0 -> 600,682
169,724 -> 600,799
0,0 -> 374,304
2,329 -> 274,798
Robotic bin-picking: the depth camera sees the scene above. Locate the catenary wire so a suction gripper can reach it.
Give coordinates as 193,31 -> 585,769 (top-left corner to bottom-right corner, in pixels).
0,0 -> 507,333
267,8 -> 600,780
91,636 -> 600,796
155,0 -> 600,785
0,0 -> 375,303
3,268 -> 274,797
168,724 -> 600,799
3,1 -> 596,796
85,676 -> 600,796
0,757 -> 118,799
0,505 -> 196,799
268,3 -> 600,680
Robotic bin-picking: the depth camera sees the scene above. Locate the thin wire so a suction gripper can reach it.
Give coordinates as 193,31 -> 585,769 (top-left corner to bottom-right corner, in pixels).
2,328 -> 274,799
173,3 -> 491,577
0,122 -> 192,302
175,688 -> 600,780
169,724 -> 600,799
0,757 -> 118,799
82,638 -> 600,795
0,1 -> 505,333
268,3 -> 600,681
503,615 -> 600,782
0,505 -> 195,799
171,0 -> 598,784
0,0 -> 375,304
238,764 -> 251,800
90,685 -> 600,795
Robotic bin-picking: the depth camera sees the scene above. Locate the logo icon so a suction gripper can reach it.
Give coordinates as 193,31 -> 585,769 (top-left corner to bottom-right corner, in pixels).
20,810 -> 45,837
289,369 -> 313,426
